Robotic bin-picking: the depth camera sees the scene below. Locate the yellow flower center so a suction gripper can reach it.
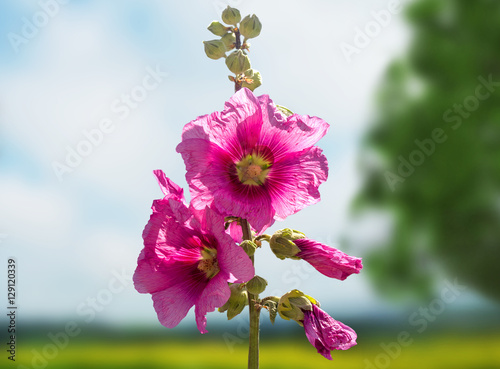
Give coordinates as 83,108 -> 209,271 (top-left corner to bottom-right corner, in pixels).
197,247 -> 220,279
236,154 -> 271,186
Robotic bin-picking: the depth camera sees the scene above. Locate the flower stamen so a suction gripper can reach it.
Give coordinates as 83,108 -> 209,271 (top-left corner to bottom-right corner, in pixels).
198,247 -> 220,279
236,154 -> 270,186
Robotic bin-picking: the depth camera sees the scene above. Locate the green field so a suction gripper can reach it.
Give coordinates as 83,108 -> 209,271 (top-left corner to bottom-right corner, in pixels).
12,332 -> 500,369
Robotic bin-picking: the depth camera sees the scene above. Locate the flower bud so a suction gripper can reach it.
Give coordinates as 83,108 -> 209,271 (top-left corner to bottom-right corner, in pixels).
225,50 -> 251,74
218,283 -> 248,320
240,239 -> 257,256
222,6 -> 241,26
203,40 -> 227,60
246,275 -> 268,295
277,289 -> 319,326
239,14 -> 262,39
241,68 -> 262,91
269,228 -> 306,260
220,32 -> 236,50
207,21 -> 229,36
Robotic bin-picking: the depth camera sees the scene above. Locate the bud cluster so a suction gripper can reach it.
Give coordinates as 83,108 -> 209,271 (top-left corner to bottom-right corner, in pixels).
203,6 -> 262,92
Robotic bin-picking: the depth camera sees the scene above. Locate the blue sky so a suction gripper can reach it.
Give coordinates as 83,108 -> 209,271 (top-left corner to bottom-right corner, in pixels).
5,0 -> 489,332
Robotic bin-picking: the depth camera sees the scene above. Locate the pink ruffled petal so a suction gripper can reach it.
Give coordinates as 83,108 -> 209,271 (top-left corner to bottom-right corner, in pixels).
194,274 -> 231,334
295,238 -> 362,280
267,146 -> 328,221
153,169 -> 185,200
257,94 -> 330,158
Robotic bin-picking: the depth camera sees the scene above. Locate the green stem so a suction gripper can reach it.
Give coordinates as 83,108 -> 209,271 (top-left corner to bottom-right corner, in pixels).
241,219 -> 260,369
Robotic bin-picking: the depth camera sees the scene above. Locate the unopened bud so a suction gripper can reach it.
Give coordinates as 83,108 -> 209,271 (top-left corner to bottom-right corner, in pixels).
218,283 -> 248,320
269,229 -> 306,260
208,21 -> 229,36
222,6 -> 241,26
241,68 -> 262,91
277,290 -> 318,326
225,50 -> 251,74
220,32 -> 236,50
240,239 -> 257,256
246,275 -> 268,295
239,14 -> 262,39
203,40 -> 227,60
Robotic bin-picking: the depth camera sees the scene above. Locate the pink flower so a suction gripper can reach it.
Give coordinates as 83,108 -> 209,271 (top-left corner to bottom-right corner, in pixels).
176,88 -> 329,233
294,238 -> 362,281
303,304 -> 357,360
133,170 -> 254,333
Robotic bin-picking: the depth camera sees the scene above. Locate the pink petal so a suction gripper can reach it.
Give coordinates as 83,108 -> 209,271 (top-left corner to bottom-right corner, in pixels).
295,238 -> 362,280
213,185 -> 275,233
179,89 -> 262,158
267,146 -> 328,221
257,94 -> 330,158
194,274 -> 231,334
152,279 -> 206,329
203,207 -> 255,283
303,305 -> 357,360
227,220 -> 243,243
133,249 -> 173,294
153,169 -> 185,200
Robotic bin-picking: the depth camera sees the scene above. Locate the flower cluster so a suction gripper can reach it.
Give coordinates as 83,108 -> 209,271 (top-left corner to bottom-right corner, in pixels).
133,87 -> 363,360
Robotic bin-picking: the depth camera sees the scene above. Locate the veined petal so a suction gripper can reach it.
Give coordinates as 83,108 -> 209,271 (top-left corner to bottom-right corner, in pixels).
257,94 -> 330,158
267,146 -> 328,221
295,238 -> 362,280
152,279 -> 206,329
213,185 -> 275,233
194,274 -> 231,334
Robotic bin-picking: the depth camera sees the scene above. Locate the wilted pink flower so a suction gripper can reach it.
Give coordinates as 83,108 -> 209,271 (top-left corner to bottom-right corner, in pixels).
303,304 -> 357,360
133,170 -> 254,334
176,88 -> 329,233
294,238 -> 362,280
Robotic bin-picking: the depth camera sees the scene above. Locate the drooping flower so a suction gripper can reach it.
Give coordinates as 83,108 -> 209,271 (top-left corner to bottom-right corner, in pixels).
133,170 -> 254,334
269,229 -> 362,280
176,88 -> 329,233
303,304 -> 357,360
277,290 -> 357,360
294,238 -> 362,280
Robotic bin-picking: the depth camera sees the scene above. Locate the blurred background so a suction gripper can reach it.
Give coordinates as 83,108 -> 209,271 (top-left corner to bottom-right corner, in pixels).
0,0 -> 499,368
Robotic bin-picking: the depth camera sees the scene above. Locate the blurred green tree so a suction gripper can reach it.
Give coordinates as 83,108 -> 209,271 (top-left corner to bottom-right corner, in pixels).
353,0 -> 500,301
